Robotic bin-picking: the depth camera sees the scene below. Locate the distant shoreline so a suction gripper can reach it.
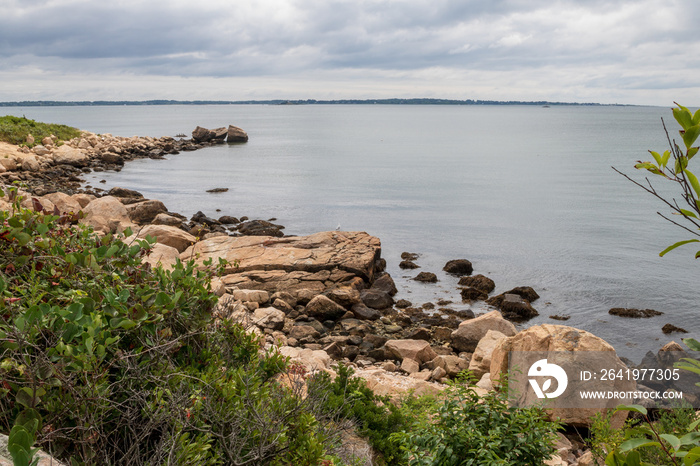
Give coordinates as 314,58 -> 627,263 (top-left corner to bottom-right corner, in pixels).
0,98 -> 634,107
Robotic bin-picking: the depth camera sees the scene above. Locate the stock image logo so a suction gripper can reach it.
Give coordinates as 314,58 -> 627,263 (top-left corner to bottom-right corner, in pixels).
528,359 -> 568,399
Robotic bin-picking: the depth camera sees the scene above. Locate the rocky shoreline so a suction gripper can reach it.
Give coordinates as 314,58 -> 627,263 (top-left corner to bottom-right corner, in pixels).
0,125 -> 696,466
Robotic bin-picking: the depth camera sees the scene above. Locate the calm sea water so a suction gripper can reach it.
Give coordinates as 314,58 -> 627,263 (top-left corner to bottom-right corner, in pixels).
7,104 -> 699,360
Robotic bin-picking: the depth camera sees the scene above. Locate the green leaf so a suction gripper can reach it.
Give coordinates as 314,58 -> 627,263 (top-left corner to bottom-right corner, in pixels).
650,151 -> 662,166
616,404 -> 648,416
685,169 -> 700,199
674,105 -> 693,129
659,434 -> 681,451
662,150 -> 671,167
619,437 -> 660,451
683,125 -> 700,149
109,317 -> 136,330
679,209 -> 698,218
15,388 -> 36,408
659,239 -> 700,257
689,146 -> 699,160
683,338 -> 700,351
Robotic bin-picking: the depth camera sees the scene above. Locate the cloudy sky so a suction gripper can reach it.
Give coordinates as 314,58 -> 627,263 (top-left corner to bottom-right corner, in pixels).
0,0 -> 696,105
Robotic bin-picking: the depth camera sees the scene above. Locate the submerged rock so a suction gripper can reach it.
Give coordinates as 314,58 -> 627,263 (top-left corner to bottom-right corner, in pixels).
609,308 -> 663,318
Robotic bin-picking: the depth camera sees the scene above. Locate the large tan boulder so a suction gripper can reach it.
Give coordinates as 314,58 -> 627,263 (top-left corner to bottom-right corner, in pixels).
221,268 -> 357,295
182,231 -> 381,284
468,330 -> 507,379
278,346 -> 331,372
81,196 -> 135,234
141,243 -> 179,269
353,367 -> 445,400
450,310 -> 516,352
490,324 -> 635,428
385,339 -> 437,364
43,192 -> 82,214
130,224 -> 196,252
52,145 -> 89,167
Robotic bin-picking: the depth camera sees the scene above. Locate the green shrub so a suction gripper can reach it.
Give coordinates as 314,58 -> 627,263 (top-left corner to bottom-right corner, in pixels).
0,186 -> 345,465
309,364 -> 428,465
390,376 -> 560,466
604,404 -> 700,466
0,116 -> 81,147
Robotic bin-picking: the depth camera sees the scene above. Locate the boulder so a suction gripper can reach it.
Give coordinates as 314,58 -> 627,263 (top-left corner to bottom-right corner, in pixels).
489,324 -> 635,428
192,126 -> 214,142
458,274 -> 495,293
353,367 -> 444,399
460,287 -> 488,302
80,196 -> 135,234
42,191 -> 82,214
324,287 -> 361,307
52,145 -> 89,167
661,323 -> 688,334
371,274 -> 398,296
72,193 -> 95,208
305,295 -> 347,321
152,212 -> 184,227
129,224 -> 197,253
33,145 -> 51,156
351,303 -> 382,321
289,325 -> 321,342
468,330 -> 507,379
108,186 -> 144,199
278,346 -> 331,372
487,286 -> 540,307
413,271 -> 438,283
227,125 -> 249,142
360,289 -> 393,310
443,259 -> 473,275
500,293 -> 539,321
141,243 -> 179,269
251,307 -> 285,331
237,219 -> 284,237
181,231 -> 381,283
427,354 -> 470,378
450,310 -> 516,353
211,127 -> 228,141
230,289 -> 270,304
125,199 -> 168,224
399,260 -> 419,269
385,339 -> 437,364
609,308 -> 663,318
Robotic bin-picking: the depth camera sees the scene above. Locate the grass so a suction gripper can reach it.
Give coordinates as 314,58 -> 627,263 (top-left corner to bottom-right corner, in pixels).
0,115 -> 81,147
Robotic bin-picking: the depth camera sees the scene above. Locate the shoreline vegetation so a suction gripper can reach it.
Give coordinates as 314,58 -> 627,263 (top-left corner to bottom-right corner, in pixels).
0,117 -> 696,465
0,98 -> 627,107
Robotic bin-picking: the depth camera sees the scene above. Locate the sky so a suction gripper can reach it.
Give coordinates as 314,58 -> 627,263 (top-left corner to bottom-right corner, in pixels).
0,0 -> 697,105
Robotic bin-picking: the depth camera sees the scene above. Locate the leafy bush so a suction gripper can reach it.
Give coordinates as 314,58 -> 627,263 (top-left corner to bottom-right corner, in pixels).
616,103 -> 700,258
604,404 -> 700,466
309,363 -> 426,465
390,376 -> 560,466
0,186 -> 346,465
0,116 -> 81,147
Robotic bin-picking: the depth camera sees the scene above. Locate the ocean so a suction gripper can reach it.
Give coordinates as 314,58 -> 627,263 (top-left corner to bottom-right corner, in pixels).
6,103 -> 698,361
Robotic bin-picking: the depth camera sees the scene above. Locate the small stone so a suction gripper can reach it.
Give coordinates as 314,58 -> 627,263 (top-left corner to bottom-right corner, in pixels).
413,272 -> 438,283
401,252 -> 419,261
399,260 -> 419,269
400,358 -> 420,374
458,274 -> 495,293
395,299 -> 412,309
381,361 -> 397,372
609,308 -> 664,318
443,259 -> 473,275
662,323 -> 688,334
460,287 -> 488,302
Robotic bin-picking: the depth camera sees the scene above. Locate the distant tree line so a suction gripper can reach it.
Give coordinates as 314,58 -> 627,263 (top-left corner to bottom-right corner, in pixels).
0,98 -> 617,107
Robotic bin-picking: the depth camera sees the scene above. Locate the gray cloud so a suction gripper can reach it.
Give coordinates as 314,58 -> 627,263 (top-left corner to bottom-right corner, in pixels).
0,0 -> 699,104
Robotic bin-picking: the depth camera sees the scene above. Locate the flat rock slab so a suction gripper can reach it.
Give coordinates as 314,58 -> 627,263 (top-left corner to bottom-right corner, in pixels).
183,231 -> 381,291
